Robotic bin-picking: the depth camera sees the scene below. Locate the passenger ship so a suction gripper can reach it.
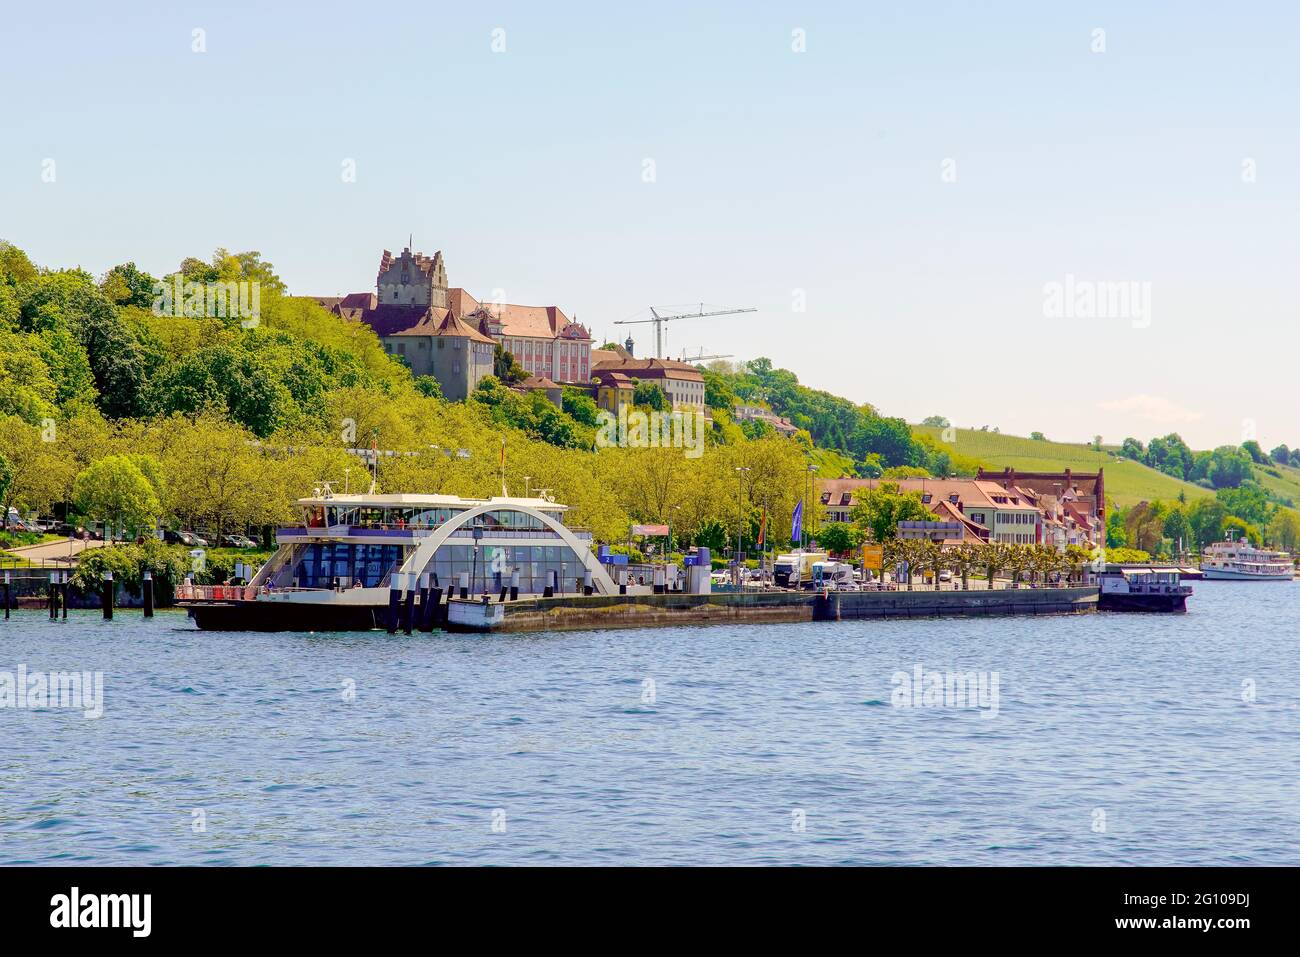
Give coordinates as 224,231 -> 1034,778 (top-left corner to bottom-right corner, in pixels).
1200,536 -> 1294,581
177,485 -> 619,630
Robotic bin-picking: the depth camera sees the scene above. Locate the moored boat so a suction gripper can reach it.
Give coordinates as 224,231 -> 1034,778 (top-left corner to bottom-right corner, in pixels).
1095,565 -> 1192,612
1200,536 -> 1294,581
177,485 -> 623,631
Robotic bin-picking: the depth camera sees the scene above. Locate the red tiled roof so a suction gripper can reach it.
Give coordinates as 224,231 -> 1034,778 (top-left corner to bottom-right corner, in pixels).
818,477 -> 1037,512
389,309 -> 495,344
446,287 -> 479,318
352,304 -> 434,337
590,346 -> 629,366
590,356 -> 704,382
520,374 -> 560,390
476,302 -> 589,341
592,370 -> 636,386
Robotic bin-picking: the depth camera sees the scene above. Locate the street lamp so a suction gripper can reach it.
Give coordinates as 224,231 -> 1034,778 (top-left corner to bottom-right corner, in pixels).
800,465 -> 811,548
734,466 -> 751,585
471,524 -> 484,595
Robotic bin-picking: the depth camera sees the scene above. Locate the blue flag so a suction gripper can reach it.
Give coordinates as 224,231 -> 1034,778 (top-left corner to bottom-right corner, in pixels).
791,499 -> 803,544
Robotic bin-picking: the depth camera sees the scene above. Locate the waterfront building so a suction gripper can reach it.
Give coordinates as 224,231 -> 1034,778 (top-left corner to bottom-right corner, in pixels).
976,468 -> 1105,545
818,477 -> 1049,545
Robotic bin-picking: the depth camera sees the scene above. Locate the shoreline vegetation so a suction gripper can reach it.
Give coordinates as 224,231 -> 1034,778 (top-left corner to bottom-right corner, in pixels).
2,240 -> 1295,602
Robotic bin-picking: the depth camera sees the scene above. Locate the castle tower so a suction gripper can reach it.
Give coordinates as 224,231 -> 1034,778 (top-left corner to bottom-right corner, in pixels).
377,247 -> 448,308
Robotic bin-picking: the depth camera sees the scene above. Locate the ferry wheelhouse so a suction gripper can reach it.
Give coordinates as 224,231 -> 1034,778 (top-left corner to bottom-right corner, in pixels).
177,487 -> 619,630
1200,538 -> 1293,581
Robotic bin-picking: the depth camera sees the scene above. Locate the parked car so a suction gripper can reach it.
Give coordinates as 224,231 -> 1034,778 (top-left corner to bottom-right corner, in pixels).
939,569 -> 953,582
165,529 -> 208,547
3,508 -> 40,533
222,534 -> 258,548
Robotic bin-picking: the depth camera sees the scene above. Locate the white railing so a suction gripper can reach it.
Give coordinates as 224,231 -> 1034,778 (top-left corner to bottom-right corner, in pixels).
177,583 -> 328,602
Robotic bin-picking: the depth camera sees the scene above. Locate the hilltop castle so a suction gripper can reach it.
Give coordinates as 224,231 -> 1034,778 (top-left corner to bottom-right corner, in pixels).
317,246 -> 592,401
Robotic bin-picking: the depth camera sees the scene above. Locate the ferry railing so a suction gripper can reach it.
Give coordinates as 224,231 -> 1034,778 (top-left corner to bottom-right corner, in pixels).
177,583 -> 338,602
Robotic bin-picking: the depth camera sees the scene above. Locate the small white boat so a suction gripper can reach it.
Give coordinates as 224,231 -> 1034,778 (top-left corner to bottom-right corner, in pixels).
1200,536 -> 1294,581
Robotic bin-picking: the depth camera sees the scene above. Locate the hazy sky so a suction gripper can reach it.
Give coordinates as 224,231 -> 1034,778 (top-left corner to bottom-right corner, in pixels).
4,1 -> 1297,450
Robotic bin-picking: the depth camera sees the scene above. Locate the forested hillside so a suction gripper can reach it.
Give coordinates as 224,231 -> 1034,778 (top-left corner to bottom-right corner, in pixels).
0,242 -> 820,554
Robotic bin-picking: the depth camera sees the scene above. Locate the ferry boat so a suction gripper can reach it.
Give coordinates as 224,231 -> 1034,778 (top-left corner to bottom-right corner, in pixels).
176,486 -> 621,630
1095,565 -> 1192,612
1200,536 -> 1294,581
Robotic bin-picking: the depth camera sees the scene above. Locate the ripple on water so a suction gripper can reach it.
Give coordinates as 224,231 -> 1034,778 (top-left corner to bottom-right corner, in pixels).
0,583 -> 1297,865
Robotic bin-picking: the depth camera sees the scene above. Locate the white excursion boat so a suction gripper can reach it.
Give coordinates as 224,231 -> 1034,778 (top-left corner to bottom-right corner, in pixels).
1200,536 -> 1294,581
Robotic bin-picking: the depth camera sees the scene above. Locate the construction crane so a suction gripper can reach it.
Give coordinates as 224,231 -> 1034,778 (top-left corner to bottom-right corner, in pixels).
614,304 -> 756,359
678,348 -> 734,364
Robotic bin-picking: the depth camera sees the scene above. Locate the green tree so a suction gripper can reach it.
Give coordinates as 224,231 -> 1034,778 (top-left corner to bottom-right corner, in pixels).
851,482 -> 933,542
1188,498 -> 1228,549
1205,445 -> 1253,488
816,521 -> 861,556
0,451 -> 12,526
73,454 -> 161,538
633,380 -> 668,411
561,387 -> 600,426
1144,433 -> 1194,479
1241,440 -> 1270,464
100,262 -> 159,308
1223,515 -> 1261,546
1266,510 -> 1300,550
493,344 -> 526,385
702,369 -> 737,410
850,415 -> 919,468
413,375 -> 443,399
1162,505 -> 1192,554
1124,500 -> 1168,554
1216,484 -> 1274,527
1119,437 -> 1144,460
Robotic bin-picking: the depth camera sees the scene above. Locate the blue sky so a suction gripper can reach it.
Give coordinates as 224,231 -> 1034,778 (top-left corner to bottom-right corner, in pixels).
3,1 -> 1298,450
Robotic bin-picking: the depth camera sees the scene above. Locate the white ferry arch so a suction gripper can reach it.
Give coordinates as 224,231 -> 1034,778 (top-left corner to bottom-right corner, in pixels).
179,490 -> 626,628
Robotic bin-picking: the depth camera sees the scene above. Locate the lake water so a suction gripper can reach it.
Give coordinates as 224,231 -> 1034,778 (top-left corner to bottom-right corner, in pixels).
1,581 -> 1296,865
